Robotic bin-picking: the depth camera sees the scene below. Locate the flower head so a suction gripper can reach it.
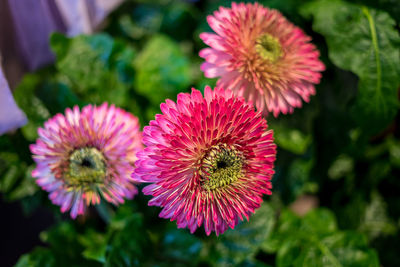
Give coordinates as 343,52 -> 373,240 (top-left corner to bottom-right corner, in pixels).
199,2 -> 325,116
30,103 -> 142,218
133,86 -> 276,235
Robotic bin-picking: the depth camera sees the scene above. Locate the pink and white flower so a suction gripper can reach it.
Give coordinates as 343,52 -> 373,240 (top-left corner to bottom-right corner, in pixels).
199,2 -> 325,116
133,86 -> 276,235
30,103 -> 142,218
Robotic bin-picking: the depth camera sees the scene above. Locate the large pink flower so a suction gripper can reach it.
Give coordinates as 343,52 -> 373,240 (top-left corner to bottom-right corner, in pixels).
199,2 -> 325,116
30,103 -> 142,218
133,86 -> 276,235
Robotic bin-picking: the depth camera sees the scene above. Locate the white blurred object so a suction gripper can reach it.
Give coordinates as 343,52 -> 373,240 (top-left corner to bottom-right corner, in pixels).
5,0 -> 125,70
55,0 -> 124,36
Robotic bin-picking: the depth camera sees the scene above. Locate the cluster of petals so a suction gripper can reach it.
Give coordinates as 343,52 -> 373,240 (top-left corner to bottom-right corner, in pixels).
199,2 -> 325,116
26,2 -> 319,237
133,86 -> 276,235
30,103 -> 142,218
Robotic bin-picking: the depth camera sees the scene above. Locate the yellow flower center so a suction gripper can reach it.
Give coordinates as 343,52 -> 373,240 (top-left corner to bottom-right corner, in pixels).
66,147 -> 106,188
255,33 -> 283,62
199,144 -> 244,190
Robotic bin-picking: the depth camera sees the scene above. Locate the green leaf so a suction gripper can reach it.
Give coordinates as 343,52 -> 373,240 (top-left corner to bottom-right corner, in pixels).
275,128 -> 311,155
50,33 -> 70,60
261,209 -> 299,254
160,2 -> 198,41
40,222 -> 80,253
301,0 -> 400,135
265,208 -> 380,267
13,74 -> 51,141
359,191 -> 397,239
50,33 -> 135,107
346,0 -> 400,24
79,230 -> 107,263
15,248 -> 56,267
134,34 -> 192,104
387,137 -> 400,167
286,159 -> 318,200
130,5 -> 163,38
0,147 -> 37,201
113,40 -> 136,84
302,209 -> 337,235
21,222 -> 103,267
320,232 -> 380,267
215,203 -> 276,265
0,152 -> 22,193
328,155 -> 354,180
105,211 -> 150,267
161,227 -> 202,264
36,81 -> 82,115
8,165 -> 38,200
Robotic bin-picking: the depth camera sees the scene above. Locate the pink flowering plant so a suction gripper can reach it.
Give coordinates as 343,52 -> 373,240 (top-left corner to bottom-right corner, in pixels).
134,86 -> 276,235
0,1 -> 399,266
30,103 -> 142,218
199,2 -> 325,116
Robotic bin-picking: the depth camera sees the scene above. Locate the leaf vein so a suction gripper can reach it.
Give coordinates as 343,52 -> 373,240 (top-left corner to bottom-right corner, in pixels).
362,7 -> 382,100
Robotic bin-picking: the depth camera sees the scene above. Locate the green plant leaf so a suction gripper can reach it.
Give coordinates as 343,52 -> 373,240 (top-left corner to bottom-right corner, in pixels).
215,203 -> 276,265
134,34 -> 192,104
286,159 -> 318,201
8,165 -> 38,200
328,155 -> 354,180
40,223 -> 81,255
346,0 -> 400,24
387,136 -> 400,167
301,0 -> 400,135
13,74 -> 51,141
0,140 -> 37,201
161,227 -> 202,265
271,124 -> 311,155
302,209 -> 337,235
79,230 -> 107,263
15,248 -> 56,267
17,222 -> 102,267
359,191 -> 397,239
105,211 -> 150,267
0,152 -> 23,193
319,232 -> 380,267
265,208 -> 380,267
36,81 -> 82,115
50,33 -> 136,107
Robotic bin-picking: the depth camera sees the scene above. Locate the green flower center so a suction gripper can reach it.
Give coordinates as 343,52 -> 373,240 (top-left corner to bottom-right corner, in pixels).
255,33 -> 283,62
199,144 -> 244,191
65,147 -> 106,187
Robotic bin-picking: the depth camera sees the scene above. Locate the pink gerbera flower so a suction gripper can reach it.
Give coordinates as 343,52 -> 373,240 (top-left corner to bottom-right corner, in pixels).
30,103 -> 142,218
199,2 -> 325,116
133,86 -> 276,235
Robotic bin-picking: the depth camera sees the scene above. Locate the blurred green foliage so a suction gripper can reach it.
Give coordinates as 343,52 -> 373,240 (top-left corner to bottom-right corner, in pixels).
134,34 -> 193,105
263,209 -> 380,267
301,0 -> 400,136
51,33 -> 135,108
1,0 -> 399,266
